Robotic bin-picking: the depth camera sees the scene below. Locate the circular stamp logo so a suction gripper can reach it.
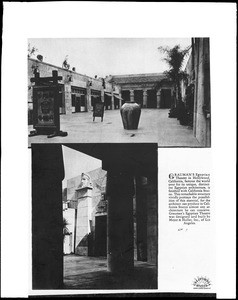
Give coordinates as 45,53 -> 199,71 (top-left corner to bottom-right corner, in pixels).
193,276 -> 211,289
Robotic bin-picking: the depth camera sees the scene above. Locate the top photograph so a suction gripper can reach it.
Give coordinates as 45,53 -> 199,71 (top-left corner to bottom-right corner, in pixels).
28,38 -> 211,147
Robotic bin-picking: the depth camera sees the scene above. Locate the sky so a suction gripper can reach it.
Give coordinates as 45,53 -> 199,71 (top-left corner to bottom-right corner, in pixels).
62,145 -> 102,188
28,38 -> 191,78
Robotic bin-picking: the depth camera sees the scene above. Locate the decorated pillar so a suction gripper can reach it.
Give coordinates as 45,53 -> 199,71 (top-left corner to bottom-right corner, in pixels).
156,89 -> 161,108
143,89 -> 148,108
106,171 -> 135,273
64,82 -> 72,114
130,89 -> 134,102
88,88 -> 93,111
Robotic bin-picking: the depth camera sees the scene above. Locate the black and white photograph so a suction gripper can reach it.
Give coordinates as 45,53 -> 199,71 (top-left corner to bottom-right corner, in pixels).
28,37 -> 211,147
32,143 -> 158,290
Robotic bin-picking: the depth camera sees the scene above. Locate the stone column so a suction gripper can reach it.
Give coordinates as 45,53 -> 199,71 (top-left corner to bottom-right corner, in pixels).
111,92 -> 115,110
106,171 -> 135,273
119,92 -> 122,108
75,186 -> 92,255
156,89 -> 161,108
143,89 -> 147,108
32,144 -> 64,289
130,89 -> 134,102
64,83 -> 72,114
135,176 -> 148,261
87,87 -> 92,111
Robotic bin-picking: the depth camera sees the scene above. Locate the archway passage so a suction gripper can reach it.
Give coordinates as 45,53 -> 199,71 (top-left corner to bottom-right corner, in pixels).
160,89 -> 172,108
147,90 -> 157,108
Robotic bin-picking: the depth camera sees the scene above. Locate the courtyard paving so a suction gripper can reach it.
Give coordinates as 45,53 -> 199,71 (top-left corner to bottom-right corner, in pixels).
28,109 -> 200,147
64,255 -> 157,290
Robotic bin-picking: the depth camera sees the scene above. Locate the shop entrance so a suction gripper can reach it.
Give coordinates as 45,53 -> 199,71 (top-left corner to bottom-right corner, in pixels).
74,95 -> 86,112
104,94 -> 112,110
75,96 -> 81,112
71,87 -> 87,112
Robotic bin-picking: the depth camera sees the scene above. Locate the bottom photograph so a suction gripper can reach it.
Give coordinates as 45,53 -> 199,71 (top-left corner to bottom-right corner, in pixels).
31,143 -> 158,290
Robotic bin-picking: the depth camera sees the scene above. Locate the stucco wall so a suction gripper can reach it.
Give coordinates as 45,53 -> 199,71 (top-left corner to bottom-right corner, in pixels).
28,58 -> 118,115
63,208 -> 75,253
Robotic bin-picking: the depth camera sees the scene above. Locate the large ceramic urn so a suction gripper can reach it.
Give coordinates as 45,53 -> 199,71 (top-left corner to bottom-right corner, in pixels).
120,101 -> 141,130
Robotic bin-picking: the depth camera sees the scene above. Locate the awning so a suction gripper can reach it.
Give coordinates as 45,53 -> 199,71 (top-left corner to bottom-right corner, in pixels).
113,94 -> 123,101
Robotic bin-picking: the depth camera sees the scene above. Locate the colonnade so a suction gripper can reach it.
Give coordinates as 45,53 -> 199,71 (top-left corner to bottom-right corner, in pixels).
125,89 -> 162,108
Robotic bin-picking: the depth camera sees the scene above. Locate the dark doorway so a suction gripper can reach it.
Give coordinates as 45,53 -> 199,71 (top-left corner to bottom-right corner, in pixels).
71,94 -> 76,113
75,96 -> 81,112
80,94 -> 86,112
160,89 -> 172,108
121,90 -> 130,105
105,94 -> 112,110
94,215 -> 107,256
147,90 -> 157,108
73,95 -> 86,112
134,90 -> 143,106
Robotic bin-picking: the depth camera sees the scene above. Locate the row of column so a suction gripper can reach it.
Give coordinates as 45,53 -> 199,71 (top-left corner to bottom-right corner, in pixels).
128,89 -> 162,108
65,86 -> 174,112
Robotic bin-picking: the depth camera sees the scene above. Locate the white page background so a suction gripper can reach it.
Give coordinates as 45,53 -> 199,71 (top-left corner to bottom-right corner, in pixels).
1,2 -> 236,298
158,148 -> 215,293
